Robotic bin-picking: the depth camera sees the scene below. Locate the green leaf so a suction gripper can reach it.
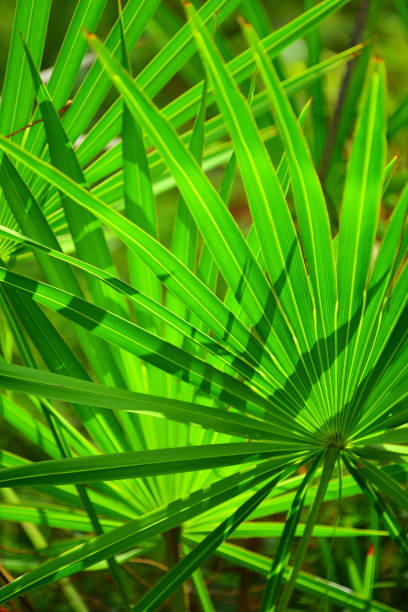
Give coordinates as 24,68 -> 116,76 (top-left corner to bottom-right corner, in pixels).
0,120 -> 307,417
62,0 -> 161,146
0,0 -> 51,135
0,361 -> 309,445
0,223 -> 278,401
343,185 -> 408,436
17,0 -> 107,170
344,456 -> 408,558
84,42 -> 363,197
87,32 -> 295,370
0,285 -> 131,455
131,469 -> 291,611
353,457 -> 408,513
0,267 -> 310,433
204,521 -> 388,539
0,0 -> 51,252
188,539 -> 400,612
242,16 -> 339,442
0,458 -> 293,603
75,0 -> 239,164
119,5 -> 161,331
0,503 -> 121,533
243,19 -> 337,342
0,443 -> 296,488
186,5 -> 317,364
77,0 -> 351,167
336,59 -> 387,426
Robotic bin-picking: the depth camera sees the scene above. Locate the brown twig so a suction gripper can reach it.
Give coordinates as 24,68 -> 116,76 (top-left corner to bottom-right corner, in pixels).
5,100 -> 72,139
0,564 -> 37,612
122,564 -> 153,590
127,557 -> 169,572
163,527 -> 190,612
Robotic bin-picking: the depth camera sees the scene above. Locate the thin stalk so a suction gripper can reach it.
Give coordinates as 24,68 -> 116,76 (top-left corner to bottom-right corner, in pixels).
276,447 -> 338,611
163,527 -> 190,612
261,453 -> 323,610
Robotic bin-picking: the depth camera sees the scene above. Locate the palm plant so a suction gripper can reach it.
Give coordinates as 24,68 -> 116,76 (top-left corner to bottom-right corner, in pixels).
0,0 -> 406,610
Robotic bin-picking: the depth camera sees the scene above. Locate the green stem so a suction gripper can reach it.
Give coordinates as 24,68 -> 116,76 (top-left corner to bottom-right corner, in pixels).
261,453 -> 322,610
276,447 -> 338,611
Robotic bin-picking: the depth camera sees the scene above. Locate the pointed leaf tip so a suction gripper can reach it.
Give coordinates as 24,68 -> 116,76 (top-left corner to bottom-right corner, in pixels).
237,15 -> 251,28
